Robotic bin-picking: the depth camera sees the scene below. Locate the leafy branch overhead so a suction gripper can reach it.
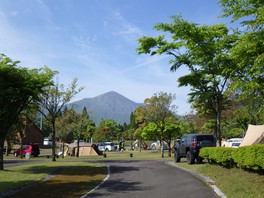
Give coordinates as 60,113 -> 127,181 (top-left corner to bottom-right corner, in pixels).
137,15 -> 238,145
0,55 -> 55,170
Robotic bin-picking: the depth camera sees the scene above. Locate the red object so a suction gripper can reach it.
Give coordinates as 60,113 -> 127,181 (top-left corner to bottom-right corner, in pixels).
14,144 -> 40,157
191,142 -> 197,147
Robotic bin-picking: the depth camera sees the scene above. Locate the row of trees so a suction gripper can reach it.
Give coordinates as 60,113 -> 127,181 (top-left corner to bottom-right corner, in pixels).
136,0 -> 264,146
1,0 -> 263,169
0,54 -> 84,170
55,107 -> 96,158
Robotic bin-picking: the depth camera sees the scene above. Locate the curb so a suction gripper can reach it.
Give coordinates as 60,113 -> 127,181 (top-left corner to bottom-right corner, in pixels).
166,161 -> 227,198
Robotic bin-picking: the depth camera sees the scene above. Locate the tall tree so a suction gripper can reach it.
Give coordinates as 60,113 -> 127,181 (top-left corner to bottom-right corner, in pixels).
74,107 -> 95,157
56,108 -> 77,158
38,77 -> 83,161
219,0 -> 264,123
133,106 -> 146,152
137,16 -> 237,145
128,112 -> 137,149
94,119 -> 119,142
143,92 -> 178,157
0,54 -> 54,170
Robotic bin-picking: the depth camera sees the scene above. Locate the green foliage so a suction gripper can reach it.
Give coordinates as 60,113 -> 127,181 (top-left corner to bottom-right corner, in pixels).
93,119 -> 119,142
233,144 -> 264,170
200,144 -> 264,171
137,1 -> 264,147
137,15 -> 239,146
219,0 -> 264,29
134,106 -> 146,126
142,122 -> 160,140
38,77 -> 83,161
0,56 -> 54,134
75,107 -> 95,140
225,128 -> 244,139
163,116 -> 181,140
56,108 -> 77,142
179,121 -> 195,135
200,147 -> 235,168
0,54 -> 54,170
134,92 -> 180,157
219,0 -> 264,125
143,92 -> 178,141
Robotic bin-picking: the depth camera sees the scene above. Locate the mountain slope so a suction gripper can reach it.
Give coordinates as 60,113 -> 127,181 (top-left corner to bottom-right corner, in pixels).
70,91 -> 143,125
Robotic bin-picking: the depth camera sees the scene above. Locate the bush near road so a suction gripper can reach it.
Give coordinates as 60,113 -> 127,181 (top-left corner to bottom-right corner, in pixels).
200,144 -> 264,171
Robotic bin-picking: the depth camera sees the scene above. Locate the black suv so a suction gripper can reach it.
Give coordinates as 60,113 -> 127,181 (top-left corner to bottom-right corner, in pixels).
174,134 -> 216,164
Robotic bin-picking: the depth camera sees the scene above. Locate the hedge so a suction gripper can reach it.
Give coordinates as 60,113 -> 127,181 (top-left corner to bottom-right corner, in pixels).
199,144 -> 264,171
233,144 -> 264,170
200,147 -> 235,168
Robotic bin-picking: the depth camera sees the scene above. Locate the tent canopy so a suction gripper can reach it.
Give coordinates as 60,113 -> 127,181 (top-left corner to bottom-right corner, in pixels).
65,142 -> 101,156
240,124 -> 264,147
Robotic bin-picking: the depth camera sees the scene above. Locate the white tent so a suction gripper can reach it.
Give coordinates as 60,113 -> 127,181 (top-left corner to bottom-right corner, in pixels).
240,124 -> 264,147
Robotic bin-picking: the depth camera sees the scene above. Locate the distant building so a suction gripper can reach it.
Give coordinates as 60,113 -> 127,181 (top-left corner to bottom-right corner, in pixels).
13,119 -> 45,145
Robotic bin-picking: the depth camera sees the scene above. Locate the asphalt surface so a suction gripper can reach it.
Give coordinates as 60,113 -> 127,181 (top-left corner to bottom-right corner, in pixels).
3,159 -> 42,168
85,160 -> 218,198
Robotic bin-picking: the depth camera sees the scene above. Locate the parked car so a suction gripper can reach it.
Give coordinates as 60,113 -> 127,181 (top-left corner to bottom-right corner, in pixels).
231,142 -> 241,148
174,134 -> 216,164
97,142 -> 115,152
222,138 -> 243,148
43,137 -> 52,146
14,144 -> 40,157
149,141 -> 169,150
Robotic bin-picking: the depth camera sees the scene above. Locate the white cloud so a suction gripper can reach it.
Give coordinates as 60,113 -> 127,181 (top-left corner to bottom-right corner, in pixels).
111,10 -> 143,42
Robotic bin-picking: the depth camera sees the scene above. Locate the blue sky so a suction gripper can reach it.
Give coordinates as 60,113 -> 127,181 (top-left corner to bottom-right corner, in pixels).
0,0 -> 227,115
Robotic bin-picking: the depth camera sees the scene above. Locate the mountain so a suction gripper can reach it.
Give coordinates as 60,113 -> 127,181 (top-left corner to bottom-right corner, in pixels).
69,91 -> 143,125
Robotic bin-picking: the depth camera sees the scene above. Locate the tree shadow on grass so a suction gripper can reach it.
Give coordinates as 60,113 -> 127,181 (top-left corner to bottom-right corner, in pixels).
2,165 -> 107,198
2,161 -> 153,197
3,179 -> 104,198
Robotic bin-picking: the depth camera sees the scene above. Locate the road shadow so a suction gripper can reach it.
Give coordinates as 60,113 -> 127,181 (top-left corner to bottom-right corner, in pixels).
88,161 -> 153,197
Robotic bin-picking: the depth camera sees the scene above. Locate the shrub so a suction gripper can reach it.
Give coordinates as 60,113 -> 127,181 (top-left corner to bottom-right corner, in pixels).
233,144 -> 264,170
200,144 -> 264,171
200,147 -> 235,168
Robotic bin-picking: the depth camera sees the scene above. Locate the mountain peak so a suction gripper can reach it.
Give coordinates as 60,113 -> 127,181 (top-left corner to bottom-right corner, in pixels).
94,91 -> 135,103
70,91 -> 143,125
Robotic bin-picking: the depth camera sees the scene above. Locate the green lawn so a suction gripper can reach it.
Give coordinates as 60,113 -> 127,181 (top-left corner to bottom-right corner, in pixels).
176,162 -> 264,198
2,149 -> 264,198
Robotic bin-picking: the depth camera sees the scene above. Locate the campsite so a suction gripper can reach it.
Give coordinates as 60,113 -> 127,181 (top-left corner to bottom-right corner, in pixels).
62,142 -> 101,157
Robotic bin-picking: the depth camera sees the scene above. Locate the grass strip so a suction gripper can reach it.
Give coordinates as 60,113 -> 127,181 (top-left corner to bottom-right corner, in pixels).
1,161 -> 107,198
176,162 -> 264,198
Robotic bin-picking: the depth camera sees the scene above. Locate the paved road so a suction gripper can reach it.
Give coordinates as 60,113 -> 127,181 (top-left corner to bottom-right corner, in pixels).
86,160 -> 217,198
4,159 -> 43,168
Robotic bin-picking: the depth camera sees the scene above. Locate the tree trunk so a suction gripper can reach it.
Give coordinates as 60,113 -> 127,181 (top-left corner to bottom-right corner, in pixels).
216,114 -> 222,146
76,137 -> 80,157
168,141 -> 171,157
160,140 -> 164,158
19,130 -> 25,159
216,98 -> 222,146
5,140 -> 11,156
20,142 -> 23,159
139,139 -> 141,152
52,119 -> 56,162
0,135 -> 5,170
62,141 -> 64,158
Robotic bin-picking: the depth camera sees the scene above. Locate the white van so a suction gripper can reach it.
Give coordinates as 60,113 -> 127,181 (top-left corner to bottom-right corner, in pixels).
97,142 -> 115,152
43,137 -> 52,146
